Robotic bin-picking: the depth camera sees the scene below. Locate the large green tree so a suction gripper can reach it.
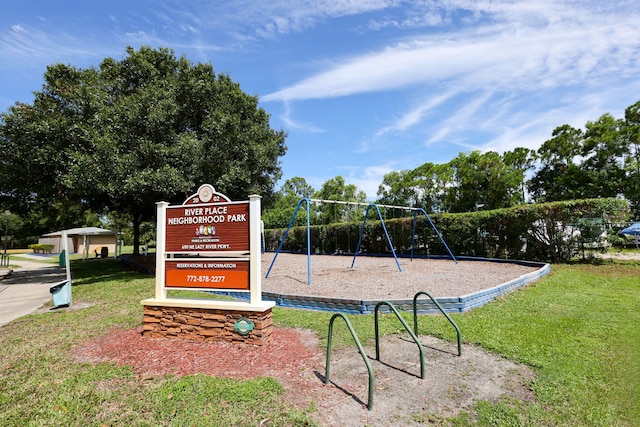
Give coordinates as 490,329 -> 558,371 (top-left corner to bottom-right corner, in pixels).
581,113 -> 626,198
313,176 -> 367,224
529,116 -> 629,205
376,162 -> 453,213
262,177 -> 316,228
503,147 -> 537,204
376,169 -> 419,209
376,151 -> 527,214
622,101 -> 640,217
528,124 -> 586,202
446,150 -> 524,212
0,46 -> 287,254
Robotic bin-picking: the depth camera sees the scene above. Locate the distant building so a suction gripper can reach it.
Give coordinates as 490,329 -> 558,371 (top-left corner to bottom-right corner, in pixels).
39,227 -> 117,258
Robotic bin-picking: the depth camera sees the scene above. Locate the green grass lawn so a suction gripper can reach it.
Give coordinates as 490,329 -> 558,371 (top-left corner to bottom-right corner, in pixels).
449,262 -> 640,426
0,258 -> 638,426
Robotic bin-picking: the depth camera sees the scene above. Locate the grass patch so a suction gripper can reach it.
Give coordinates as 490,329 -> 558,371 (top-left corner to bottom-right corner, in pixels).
416,262 -> 640,426
1,258 -> 638,426
8,254 -> 58,264
0,259 -> 315,426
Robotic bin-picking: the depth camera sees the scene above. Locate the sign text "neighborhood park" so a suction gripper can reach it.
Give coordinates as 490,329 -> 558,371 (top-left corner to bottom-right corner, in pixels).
165,202 -> 250,253
167,205 -> 247,225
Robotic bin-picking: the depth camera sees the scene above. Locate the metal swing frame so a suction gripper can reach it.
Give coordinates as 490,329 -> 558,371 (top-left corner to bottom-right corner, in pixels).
264,198 -> 457,284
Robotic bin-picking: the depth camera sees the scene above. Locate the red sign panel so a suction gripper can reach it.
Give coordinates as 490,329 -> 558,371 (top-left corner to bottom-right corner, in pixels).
165,260 -> 249,290
165,202 -> 249,252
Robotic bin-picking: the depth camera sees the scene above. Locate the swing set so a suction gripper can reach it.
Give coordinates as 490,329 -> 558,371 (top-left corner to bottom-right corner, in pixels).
265,198 -> 457,284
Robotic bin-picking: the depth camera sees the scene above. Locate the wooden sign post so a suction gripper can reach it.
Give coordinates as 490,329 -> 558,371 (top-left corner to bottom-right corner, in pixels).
141,184 -> 275,345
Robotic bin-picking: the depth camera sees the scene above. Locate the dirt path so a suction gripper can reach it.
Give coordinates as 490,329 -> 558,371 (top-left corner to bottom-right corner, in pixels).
279,331 -> 535,426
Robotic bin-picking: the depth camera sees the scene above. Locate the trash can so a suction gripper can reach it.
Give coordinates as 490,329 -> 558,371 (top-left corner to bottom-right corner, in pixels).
50,280 -> 71,308
100,247 -> 108,258
59,250 -> 66,267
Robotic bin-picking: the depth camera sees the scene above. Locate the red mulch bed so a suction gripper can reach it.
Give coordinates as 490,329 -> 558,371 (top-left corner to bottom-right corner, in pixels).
73,327 -> 324,398
73,327 -> 321,380
72,326 -> 329,411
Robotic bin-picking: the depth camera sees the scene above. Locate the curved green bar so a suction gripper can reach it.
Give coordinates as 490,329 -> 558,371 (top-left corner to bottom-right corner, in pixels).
413,291 -> 462,356
374,300 -> 425,379
325,312 -> 375,410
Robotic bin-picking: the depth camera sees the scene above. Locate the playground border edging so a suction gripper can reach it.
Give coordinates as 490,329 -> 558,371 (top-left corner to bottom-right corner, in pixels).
218,257 -> 551,314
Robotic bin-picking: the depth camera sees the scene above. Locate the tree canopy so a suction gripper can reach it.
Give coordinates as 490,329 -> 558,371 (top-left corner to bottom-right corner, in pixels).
529,112 -> 631,208
0,46 -> 286,253
262,176 -> 367,228
375,149 -> 530,214
622,101 -> 640,216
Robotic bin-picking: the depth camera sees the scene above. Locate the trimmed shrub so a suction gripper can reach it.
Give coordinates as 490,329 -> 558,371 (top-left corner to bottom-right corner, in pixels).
28,244 -> 55,254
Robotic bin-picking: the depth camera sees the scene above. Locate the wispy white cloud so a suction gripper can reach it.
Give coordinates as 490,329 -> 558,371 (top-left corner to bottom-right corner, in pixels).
0,24 -> 98,66
121,29 -> 162,46
367,0 -> 449,30
250,0 -> 398,38
161,0 -> 398,44
259,0 -> 640,177
335,163 -> 397,199
424,90 -> 495,146
375,89 -> 459,138
368,10 -> 445,30
353,88 -> 459,154
279,101 -> 325,133
480,82 -> 640,155
262,2 -> 640,102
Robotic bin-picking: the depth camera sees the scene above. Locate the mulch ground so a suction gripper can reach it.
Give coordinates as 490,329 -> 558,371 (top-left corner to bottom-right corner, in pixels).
73,326 -> 320,380
72,326 -> 329,412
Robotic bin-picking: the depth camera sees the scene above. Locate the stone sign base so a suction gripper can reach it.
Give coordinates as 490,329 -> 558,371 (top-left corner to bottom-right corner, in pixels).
142,303 -> 273,346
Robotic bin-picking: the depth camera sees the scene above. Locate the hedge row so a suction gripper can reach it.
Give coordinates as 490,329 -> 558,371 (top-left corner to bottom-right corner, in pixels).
28,244 -> 55,254
264,198 -> 630,263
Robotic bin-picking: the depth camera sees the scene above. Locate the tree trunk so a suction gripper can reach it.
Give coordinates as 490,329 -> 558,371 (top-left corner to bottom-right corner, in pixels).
133,212 -> 142,256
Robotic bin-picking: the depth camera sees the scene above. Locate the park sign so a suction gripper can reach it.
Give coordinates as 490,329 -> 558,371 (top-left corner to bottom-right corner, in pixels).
141,184 -> 274,345
146,184 -> 274,310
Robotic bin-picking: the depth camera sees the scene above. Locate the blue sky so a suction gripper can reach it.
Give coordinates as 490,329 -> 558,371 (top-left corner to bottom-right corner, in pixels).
2,1 -> 640,199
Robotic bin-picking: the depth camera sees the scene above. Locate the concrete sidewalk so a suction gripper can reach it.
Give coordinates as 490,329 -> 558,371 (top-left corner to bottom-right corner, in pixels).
0,256 -> 67,327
